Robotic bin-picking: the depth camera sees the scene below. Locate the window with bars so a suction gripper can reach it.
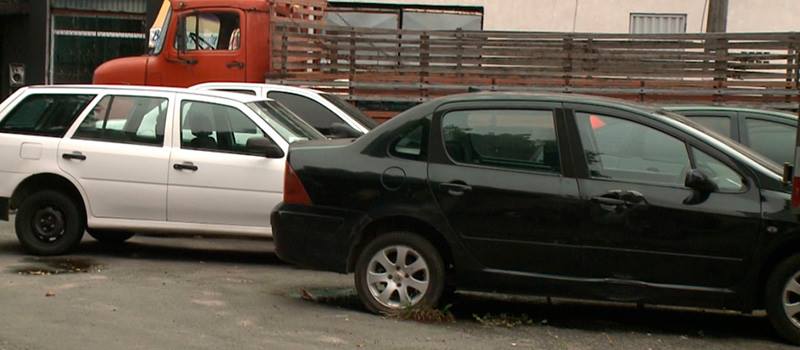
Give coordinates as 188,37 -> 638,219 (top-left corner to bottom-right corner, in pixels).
629,13 -> 687,34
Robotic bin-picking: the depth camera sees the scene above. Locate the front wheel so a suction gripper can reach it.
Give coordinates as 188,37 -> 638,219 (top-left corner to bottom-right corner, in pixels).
87,229 -> 134,244
14,190 -> 85,256
766,254 -> 800,345
354,232 -> 445,314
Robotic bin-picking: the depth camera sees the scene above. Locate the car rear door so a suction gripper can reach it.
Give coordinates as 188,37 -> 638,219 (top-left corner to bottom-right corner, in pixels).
427,100 -> 586,278
566,103 -> 762,290
166,94 -> 285,231
59,91 -> 173,221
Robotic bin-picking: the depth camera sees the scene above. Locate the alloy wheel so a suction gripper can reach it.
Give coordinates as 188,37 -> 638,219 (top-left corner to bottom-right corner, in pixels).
365,245 -> 430,309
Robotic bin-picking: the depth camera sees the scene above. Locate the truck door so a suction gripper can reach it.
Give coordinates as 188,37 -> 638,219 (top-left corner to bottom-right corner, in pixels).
161,9 -> 246,87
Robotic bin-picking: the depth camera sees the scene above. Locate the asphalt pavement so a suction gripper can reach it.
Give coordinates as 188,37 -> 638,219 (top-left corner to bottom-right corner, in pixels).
0,218 -> 794,350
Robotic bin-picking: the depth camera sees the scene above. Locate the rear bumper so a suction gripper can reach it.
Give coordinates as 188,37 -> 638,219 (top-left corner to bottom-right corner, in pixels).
271,204 -> 364,273
0,197 -> 8,221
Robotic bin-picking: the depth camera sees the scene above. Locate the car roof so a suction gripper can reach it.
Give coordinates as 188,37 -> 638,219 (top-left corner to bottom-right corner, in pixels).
431,91 -> 662,113
664,105 -> 798,120
22,84 -> 271,104
190,82 -> 328,95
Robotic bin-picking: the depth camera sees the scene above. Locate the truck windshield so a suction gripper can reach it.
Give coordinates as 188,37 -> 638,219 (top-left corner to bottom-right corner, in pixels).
247,101 -> 325,143
320,93 -> 379,130
148,1 -> 172,55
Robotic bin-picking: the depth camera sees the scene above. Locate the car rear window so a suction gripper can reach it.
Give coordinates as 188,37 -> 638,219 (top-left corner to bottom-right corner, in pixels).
0,93 -> 95,137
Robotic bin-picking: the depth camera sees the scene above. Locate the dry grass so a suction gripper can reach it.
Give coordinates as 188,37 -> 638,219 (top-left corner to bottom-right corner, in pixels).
472,313 -> 534,328
387,304 -> 456,323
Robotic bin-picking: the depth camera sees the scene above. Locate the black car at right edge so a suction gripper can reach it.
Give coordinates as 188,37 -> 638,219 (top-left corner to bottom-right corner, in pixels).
272,92 -> 800,344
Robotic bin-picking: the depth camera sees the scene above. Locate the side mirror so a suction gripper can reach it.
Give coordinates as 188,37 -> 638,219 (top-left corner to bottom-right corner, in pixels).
683,169 -> 717,205
246,137 -> 284,158
685,169 -> 718,193
783,162 -> 794,184
328,122 -> 362,139
176,16 -> 187,53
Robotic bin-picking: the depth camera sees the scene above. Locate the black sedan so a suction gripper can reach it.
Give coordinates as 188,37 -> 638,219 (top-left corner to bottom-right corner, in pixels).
272,92 -> 800,344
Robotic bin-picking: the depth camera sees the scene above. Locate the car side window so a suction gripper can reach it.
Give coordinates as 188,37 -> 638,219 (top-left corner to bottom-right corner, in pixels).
746,118 -> 794,164
442,109 -> 560,173
176,12 -> 240,51
180,100 -> 273,156
267,91 -> 342,136
690,148 -> 745,193
391,121 -> 427,160
576,112 -> 690,187
0,94 -> 95,138
74,95 -> 167,146
686,115 -> 732,138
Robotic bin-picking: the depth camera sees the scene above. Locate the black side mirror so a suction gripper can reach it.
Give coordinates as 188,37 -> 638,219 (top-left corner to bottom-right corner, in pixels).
176,16 -> 187,53
246,137 -> 284,158
683,169 -> 717,205
328,122 -> 362,139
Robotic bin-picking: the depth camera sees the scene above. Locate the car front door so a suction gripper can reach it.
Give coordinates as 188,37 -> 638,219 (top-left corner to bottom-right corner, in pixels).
166,95 -> 285,232
161,9 -> 246,87
427,101 -> 586,279
567,104 -> 761,291
59,92 -> 173,221
678,110 -> 739,141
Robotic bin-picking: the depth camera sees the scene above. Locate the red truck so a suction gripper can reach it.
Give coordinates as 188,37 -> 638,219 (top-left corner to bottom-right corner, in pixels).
93,0 -> 321,87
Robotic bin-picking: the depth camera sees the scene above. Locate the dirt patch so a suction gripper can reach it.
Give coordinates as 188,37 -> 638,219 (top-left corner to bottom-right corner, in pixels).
8,257 -> 103,276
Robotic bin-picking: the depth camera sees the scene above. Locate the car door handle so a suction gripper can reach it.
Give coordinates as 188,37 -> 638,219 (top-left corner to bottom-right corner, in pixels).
226,61 -> 245,69
440,182 -> 472,196
173,162 -> 198,171
62,152 -> 86,161
591,196 -> 626,206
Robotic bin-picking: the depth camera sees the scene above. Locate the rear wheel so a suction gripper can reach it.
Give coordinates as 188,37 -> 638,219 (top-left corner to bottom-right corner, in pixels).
14,190 -> 85,256
87,229 -> 134,244
354,232 -> 445,313
766,254 -> 800,345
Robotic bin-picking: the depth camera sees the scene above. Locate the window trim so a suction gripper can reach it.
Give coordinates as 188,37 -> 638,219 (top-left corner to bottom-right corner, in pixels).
0,93 -> 97,139
176,98 -> 283,157
173,10 -> 243,52
438,107 -> 564,176
570,106 -> 752,193
69,94 -> 170,147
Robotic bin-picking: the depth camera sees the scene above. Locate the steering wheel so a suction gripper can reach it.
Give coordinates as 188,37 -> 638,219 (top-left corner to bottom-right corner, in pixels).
188,32 -> 214,50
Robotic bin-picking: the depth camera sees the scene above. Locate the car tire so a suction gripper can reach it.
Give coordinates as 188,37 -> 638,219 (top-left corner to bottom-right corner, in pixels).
354,232 -> 446,314
14,190 -> 85,256
87,229 -> 135,244
766,254 -> 800,345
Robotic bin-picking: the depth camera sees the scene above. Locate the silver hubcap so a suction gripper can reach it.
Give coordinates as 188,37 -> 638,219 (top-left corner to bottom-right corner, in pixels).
783,271 -> 800,328
366,245 -> 430,309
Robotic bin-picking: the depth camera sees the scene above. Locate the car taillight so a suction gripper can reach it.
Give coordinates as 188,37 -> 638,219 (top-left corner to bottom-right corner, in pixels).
284,161 -> 312,205
793,177 -> 800,209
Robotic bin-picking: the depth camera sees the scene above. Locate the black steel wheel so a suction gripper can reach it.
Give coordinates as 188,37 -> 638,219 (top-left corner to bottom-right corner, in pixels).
15,190 -> 84,256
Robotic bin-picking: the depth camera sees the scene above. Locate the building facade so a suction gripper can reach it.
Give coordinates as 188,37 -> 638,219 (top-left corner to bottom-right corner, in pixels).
330,0 -> 800,33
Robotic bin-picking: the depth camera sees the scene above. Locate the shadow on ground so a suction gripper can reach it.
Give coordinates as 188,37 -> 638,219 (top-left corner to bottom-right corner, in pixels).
0,233 -> 283,266
297,286 -> 782,344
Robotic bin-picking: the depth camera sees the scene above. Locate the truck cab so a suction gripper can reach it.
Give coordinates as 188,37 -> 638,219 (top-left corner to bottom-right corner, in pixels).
93,0 -> 272,87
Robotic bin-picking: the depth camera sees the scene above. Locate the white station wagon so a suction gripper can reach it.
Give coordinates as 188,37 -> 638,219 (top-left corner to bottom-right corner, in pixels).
0,85 -> 324,255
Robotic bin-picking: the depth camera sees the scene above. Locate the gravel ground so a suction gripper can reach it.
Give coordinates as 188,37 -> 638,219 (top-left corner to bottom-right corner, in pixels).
0,218 -> 794,350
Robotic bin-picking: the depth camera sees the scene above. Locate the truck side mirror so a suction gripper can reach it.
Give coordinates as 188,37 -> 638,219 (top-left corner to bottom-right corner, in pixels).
176,16 -> 187,53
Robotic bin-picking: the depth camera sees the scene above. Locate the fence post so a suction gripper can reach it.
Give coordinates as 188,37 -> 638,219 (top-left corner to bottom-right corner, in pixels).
420,32 -> 430,102
563,36 -> 573,91
349,28 -> 356,98
280,25 -> 288,76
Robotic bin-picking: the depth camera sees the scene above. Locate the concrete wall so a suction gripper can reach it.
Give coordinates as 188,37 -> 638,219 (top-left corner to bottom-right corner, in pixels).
331,0 -> 800,33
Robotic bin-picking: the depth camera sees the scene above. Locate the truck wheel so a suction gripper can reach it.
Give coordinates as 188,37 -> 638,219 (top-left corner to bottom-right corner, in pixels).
766,254 -> 800,345
354,232 -> 445,314
87,229 -> 134,244
14,190 -> 85,256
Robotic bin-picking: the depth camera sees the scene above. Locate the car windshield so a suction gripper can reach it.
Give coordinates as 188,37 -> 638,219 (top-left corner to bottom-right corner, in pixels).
247,101 -> 325,143
657,109 -> 783,175
320,93 -> 379,130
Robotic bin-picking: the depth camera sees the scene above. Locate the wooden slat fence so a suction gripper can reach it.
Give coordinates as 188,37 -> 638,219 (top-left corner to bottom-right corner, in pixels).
268,21 -> 800,121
